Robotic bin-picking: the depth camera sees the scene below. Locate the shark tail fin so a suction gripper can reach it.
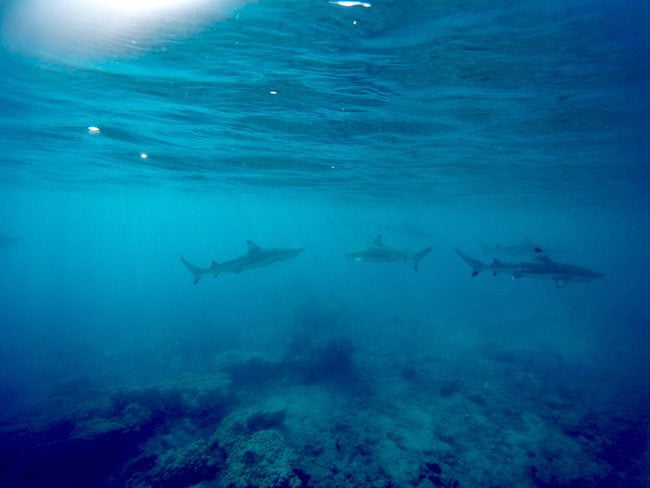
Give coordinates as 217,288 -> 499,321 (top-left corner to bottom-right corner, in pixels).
180,255 -> 207,285
455,248 -> 486,277
412,246 -> 433,271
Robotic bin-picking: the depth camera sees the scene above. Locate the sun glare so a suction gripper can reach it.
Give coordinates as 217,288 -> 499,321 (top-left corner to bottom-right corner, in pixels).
2,0 -> 241,61
100,0 -> 208,15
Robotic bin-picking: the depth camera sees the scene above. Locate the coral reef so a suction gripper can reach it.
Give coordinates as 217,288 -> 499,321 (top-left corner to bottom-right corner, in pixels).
221,430 -> 301,488
0,339 -> 647,487
142,439 -> 226,488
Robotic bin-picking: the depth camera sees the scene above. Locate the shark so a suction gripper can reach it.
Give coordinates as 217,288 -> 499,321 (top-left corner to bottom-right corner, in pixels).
181,240 -> 303,284
478,236 -> 544,258
344,235 -> 432,270
455,248 -> 605,287
369,221 -> 432,240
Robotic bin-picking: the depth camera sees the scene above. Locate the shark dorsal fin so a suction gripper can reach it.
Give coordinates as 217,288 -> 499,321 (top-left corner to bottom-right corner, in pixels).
533,247 -> 554,265
246,240 -> 262,253
534,254 -> 555,266
374,234 -> 384,246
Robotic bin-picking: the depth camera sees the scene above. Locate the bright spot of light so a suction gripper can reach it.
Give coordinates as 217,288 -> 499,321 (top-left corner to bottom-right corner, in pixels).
102,0 -> 203,14
330,1 -> 372,7
140,153 -> 148,159
88,126 -> 101,135
2,0 -> 245,62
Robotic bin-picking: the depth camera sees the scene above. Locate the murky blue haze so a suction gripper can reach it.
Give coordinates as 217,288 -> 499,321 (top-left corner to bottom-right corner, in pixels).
0,0 -> 648,486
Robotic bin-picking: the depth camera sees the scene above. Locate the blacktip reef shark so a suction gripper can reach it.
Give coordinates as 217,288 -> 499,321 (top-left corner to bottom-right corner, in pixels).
345,235 -> 433,270
455,248 -> 605,288
181,240 -> 303,285
479,236 -> 545,258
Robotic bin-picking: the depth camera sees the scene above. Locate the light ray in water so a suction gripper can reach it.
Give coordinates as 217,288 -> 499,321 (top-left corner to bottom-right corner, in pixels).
2,0 -> 245,62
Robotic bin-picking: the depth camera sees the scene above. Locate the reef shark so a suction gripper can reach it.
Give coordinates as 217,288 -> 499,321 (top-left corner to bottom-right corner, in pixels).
479,236 -> 544,258
181,240 -> 303,284
455,248 -> 605,287
345,235 -> 432,270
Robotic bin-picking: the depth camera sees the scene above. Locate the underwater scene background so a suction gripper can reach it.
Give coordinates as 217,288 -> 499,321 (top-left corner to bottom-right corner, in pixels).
0,0 -> 649,486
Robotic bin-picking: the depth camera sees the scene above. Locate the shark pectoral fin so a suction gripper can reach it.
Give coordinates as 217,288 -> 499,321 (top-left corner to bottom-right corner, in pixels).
555,279 -> 569,288
471,271 -> 479,277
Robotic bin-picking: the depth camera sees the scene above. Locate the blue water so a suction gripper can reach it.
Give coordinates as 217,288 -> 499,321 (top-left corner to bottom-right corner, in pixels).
0,1 -> 648,487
